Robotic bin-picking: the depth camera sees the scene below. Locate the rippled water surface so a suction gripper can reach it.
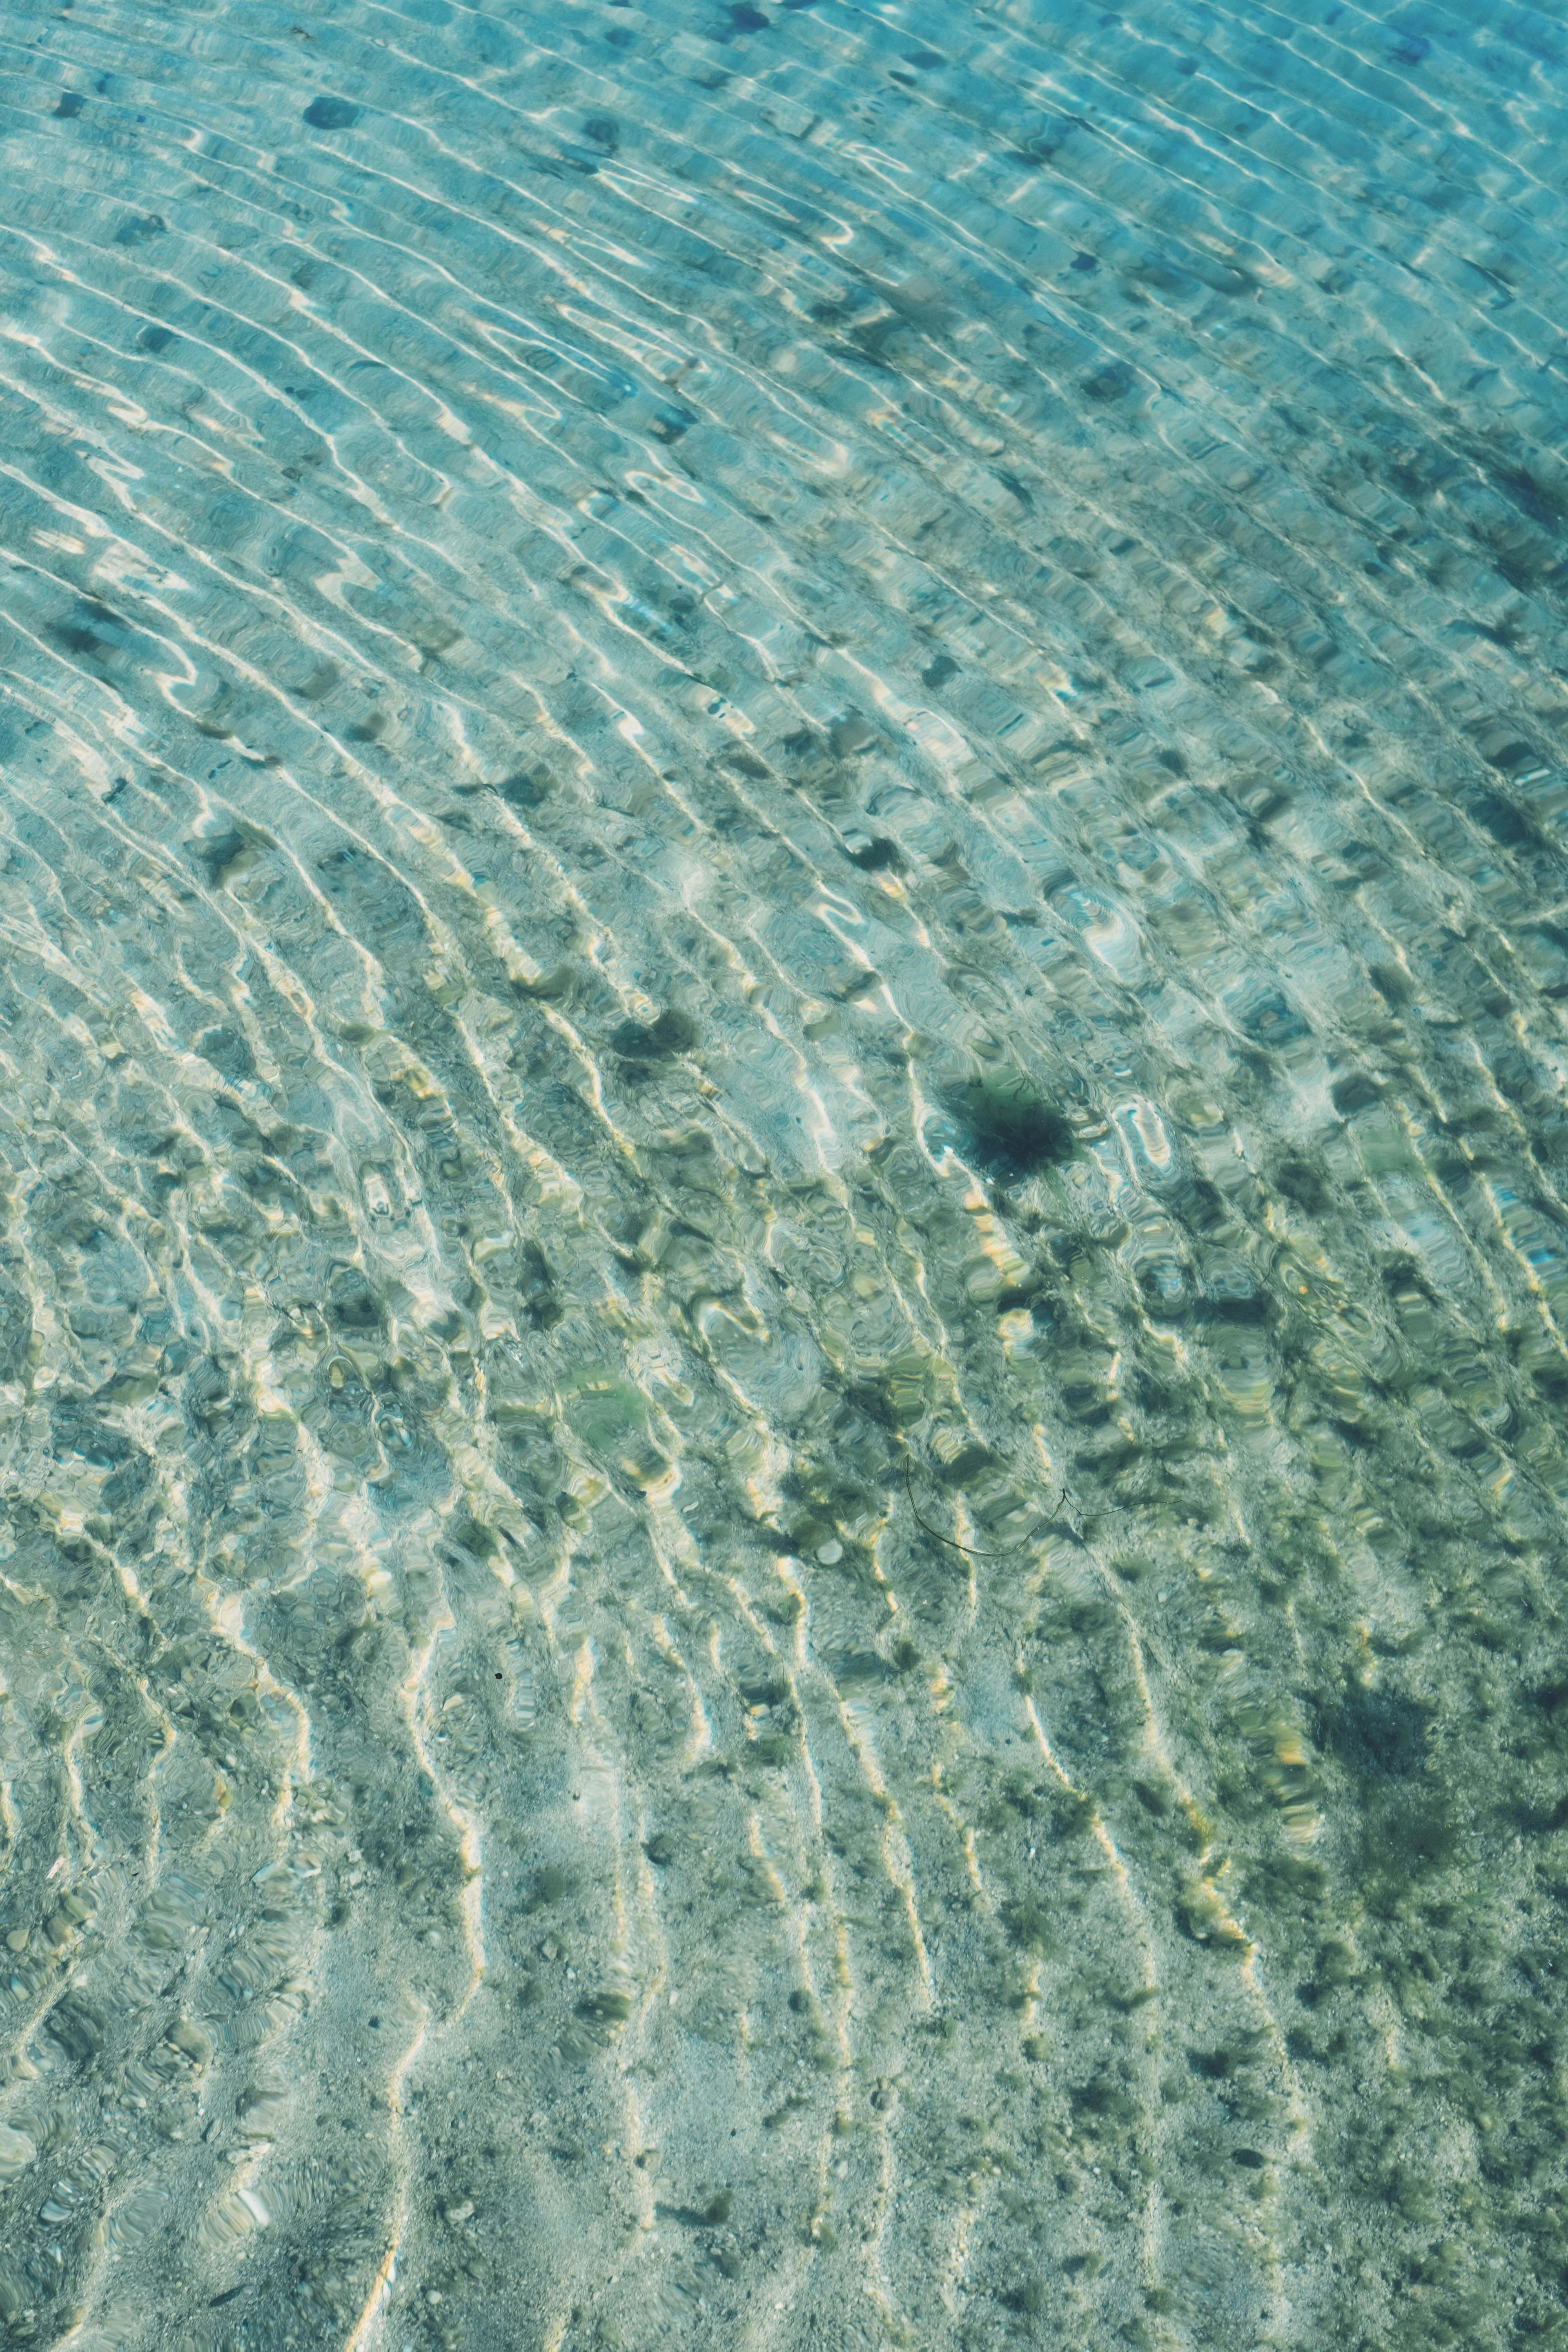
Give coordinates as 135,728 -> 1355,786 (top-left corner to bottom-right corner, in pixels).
4,0 -> 1568,2344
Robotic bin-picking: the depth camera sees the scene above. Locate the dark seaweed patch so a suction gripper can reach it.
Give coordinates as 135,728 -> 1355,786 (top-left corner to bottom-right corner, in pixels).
326,1273 -> 381,1332
1081,361 -> 1136,404
304,94 -> 361,129
846,836 -> 905,872
114,213 -> 167,246
496,766 -> 554,809
611,1008 -> 698,1060
46,598 -> 126,662
942,1077 -> 1074,1178
1325,1684 -> 1431,1780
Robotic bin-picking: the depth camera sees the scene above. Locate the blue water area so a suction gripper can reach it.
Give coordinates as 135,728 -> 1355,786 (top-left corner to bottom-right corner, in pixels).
0,1 -> 1565,2345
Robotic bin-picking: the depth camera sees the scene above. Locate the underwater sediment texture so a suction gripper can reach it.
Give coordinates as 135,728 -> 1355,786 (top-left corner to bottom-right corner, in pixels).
0,0 -> 1566,2345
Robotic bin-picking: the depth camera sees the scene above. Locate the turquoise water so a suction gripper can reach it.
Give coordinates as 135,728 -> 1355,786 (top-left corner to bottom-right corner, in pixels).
0,0 -> 1566,2344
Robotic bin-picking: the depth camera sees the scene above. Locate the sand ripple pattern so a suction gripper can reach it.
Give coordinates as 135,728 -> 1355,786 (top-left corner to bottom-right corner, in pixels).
0,0 -> 1565,2345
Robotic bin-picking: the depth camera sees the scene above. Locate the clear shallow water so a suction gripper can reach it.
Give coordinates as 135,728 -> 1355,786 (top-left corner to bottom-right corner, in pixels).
0,0 -> 1567,2345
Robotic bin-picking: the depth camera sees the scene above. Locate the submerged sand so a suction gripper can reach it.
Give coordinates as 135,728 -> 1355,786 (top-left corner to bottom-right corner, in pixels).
0,2 -> 1565,2347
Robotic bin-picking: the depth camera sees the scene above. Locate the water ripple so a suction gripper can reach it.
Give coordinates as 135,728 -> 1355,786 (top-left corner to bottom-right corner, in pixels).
0,0 -> 1564,2345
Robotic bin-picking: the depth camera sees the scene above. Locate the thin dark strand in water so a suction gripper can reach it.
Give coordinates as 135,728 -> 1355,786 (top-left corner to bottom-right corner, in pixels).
902,1453 -> 1062,1558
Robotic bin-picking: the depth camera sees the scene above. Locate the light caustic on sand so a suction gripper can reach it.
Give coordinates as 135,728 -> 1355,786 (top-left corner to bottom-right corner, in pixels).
0,3 -> 1565,2348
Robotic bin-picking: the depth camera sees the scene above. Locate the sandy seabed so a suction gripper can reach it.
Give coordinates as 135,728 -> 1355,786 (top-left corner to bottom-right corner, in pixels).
0,2 -> 1565,2348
